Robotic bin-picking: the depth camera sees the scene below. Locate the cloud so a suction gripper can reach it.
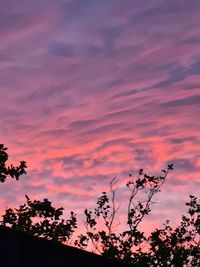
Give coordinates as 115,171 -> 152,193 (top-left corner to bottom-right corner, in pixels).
69,119 -> 100,129
49,42 -> 75,58
162,95 -> 200,107
0,0 -> 200,234
172,158 -> 199,173
169,136 -> 197,144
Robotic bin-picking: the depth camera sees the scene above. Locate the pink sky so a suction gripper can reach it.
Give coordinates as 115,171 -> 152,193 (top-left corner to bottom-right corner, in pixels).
0,0 -> 200,234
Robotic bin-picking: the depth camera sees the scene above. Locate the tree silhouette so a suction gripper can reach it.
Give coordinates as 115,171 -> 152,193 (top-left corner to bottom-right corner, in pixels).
0,144 -> 27,183
147,195 -> 200,266
0,144 -> 199,266
74,165 -> 176,265
2,195 -> 77,243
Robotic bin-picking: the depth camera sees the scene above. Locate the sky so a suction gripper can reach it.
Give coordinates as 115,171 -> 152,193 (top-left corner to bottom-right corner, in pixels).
0,0 -> 200,234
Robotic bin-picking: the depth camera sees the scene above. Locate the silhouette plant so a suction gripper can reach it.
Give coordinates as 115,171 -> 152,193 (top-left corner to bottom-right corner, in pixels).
147,194 -> 200,266
73,167 -> 199,266
2,195 -> 77,243
0,144 -> 27,183
74,165 -> 175,264
0,144 -> 199,266
0,145 -> 77,243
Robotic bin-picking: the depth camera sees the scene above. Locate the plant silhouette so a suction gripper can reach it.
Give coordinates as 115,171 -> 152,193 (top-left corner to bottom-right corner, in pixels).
0,144 -> 27,183
0,144 -> 199,266
2,195 -> 77,243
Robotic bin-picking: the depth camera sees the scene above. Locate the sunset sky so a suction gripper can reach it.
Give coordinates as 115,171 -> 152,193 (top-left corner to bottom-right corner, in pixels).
0,0 -> 200,233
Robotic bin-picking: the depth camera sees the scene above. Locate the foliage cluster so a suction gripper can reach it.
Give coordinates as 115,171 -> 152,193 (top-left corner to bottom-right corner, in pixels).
0,144 -> 26,183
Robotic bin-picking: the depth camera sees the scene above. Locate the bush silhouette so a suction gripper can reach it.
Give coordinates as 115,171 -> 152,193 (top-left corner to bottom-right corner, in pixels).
0,144 -> 199,266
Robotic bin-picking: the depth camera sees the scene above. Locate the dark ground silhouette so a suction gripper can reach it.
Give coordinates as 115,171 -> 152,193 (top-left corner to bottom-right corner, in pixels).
0,226 -> 133,267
